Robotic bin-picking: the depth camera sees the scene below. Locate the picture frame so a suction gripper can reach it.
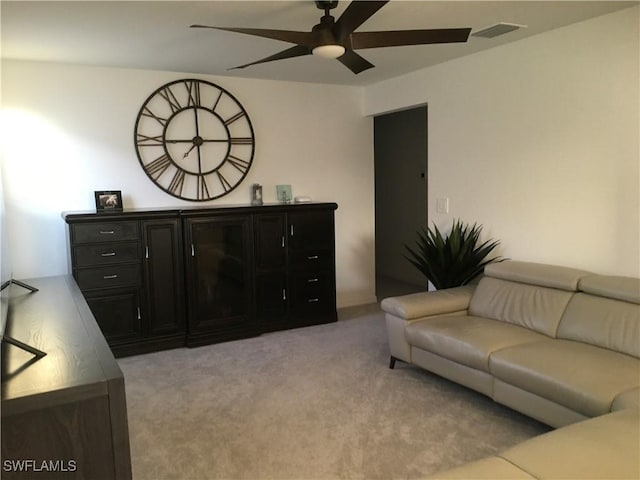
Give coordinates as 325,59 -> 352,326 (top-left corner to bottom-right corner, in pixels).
276,185 -> 292,204
94,190 -> 123,212
251,184 -> 263,206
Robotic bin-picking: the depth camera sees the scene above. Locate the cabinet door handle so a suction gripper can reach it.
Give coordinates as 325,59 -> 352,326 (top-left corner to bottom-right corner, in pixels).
290,225 -> 294,237
137,307 -> 141,320
308,298 -> 319,303
99,230 -> 115,235
281,235 -> 285,248
101,252 -> 116,257
145,246 -> 149,259
308,278 -> 319,283
307,255 -> 319,260
191,244 -> 195,257
282,289 -> 287,301
103,274 -> 118,279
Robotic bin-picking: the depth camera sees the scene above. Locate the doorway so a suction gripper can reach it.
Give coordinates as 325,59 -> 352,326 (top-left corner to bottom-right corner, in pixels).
374,106 -> 428,300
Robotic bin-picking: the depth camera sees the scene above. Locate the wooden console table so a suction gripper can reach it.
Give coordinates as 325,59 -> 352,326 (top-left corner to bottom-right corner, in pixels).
1,276 -> 132,479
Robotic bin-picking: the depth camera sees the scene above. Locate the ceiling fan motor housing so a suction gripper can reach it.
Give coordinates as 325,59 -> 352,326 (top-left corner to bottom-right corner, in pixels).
315,1 -> 339,11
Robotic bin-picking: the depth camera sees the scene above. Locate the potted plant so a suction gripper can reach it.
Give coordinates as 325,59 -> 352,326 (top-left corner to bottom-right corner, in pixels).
404,219 -> 502,290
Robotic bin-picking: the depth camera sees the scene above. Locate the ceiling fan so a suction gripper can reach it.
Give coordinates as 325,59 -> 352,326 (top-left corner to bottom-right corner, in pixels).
191,1 -> 471,75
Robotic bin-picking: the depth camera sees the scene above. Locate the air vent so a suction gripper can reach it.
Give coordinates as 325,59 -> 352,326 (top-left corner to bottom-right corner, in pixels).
472,23 -> 527,39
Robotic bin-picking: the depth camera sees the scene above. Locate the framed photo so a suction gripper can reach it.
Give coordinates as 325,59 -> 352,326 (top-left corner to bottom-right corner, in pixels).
251,184 -> 263,206
94,190 -> 123,212
276,185 -> 292,204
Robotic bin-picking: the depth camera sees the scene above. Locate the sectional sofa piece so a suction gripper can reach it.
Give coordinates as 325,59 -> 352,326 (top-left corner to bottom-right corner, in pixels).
381,260 -> 639,478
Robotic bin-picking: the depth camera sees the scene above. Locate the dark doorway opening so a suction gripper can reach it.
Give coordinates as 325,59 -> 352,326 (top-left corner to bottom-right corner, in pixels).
374,106 -> 428,300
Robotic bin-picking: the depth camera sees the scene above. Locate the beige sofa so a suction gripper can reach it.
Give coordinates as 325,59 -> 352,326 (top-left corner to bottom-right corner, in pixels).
381,261 -> 640,478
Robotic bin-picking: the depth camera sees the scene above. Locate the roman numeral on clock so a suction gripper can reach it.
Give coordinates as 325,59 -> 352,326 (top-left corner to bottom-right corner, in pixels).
168,170 -> 186,196
224,111 -> 246,126
136,133 -> 163,146
185,81 -> 201,107
158,86 -> 182,113
226,155 -> 250,174
145,154 -> 172,178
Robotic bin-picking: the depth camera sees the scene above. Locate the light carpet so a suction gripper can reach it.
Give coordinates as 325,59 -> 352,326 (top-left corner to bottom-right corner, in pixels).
118,306 -> 549,480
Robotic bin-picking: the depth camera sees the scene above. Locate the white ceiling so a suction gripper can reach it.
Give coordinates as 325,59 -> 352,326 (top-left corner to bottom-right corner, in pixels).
1,1 -> 637,86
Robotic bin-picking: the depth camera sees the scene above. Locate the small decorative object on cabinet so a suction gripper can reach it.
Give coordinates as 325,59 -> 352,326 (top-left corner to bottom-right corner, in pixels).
251,183 -> 263,205
276,185 -> 292,204
95,190 -> 123,212
64,203 -> 337,356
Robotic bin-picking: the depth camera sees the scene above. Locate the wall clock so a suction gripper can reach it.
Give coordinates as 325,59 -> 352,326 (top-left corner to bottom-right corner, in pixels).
134,79 -> 255,201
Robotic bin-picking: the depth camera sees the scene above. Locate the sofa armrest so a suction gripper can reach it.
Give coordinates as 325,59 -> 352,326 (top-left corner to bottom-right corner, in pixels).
381,285 -> 476,320
382,285 -> 476,364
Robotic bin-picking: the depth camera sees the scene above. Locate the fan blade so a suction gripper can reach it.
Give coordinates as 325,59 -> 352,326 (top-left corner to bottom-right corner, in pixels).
337,49 -> 374,74
229,45 -> 311,70
333,1 -> 388,42
191,25 -> 316,48
351,28 -> 471,49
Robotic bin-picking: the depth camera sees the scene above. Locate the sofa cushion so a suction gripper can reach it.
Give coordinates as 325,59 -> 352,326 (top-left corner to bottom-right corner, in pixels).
468,277 -> 575,337
558,292 -> 640,358
502,409 -> 640,480
405,316 -> 548,372
612,387 -> 640,411
484,261 -> 591,291
490,340 -> 640,417
579,274 -> 640,304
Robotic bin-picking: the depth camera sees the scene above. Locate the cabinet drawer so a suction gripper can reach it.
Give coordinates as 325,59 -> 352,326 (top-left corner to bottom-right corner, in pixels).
289,249 -> 333,269
73,243 -> 139,267
291,270 -> 333,304
75,264 -> 141,290
71,221 -> 139,244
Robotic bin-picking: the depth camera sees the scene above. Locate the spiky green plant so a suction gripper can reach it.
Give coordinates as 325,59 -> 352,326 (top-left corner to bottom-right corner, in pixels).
404,219 -> 502,290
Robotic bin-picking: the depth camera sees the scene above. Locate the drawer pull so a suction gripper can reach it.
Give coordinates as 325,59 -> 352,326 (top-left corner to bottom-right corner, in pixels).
308,278 -> 319,283
308,298 -> 319,303
101,252 -> 116,257
103,274 -> 118,279
99,230 -> 115,235
307,255 -> 319,260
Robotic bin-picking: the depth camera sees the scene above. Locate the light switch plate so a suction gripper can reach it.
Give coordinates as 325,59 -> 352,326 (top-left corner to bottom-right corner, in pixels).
436,197 -> 449,214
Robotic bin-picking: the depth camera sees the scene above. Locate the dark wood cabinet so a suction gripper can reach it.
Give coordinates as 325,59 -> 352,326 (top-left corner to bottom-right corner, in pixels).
142,219 -> 185,339
253,209 -> 337,332
64,203 -> 337,356
183,214 -> 255,346
65,212 -> 185,357
1,276 -> 132,480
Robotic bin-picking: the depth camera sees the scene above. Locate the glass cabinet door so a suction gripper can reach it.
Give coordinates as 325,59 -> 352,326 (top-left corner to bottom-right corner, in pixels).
185,215 -> 253,339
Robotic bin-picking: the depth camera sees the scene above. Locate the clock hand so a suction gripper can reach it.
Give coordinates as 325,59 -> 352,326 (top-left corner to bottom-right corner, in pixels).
183,144 -> 197,159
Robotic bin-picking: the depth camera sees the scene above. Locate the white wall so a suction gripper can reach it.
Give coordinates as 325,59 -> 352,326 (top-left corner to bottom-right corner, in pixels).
0,61 -> 376,307
365,6 -> 640,277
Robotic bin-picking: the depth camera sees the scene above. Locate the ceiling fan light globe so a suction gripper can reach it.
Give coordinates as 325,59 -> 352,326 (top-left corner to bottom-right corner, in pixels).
312,44 -> 345,59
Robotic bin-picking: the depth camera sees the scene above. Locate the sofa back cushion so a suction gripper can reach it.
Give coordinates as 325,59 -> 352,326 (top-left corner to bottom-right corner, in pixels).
468,261 -> 590,337
558,275 -> 640,358
469,278 -> 576,337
